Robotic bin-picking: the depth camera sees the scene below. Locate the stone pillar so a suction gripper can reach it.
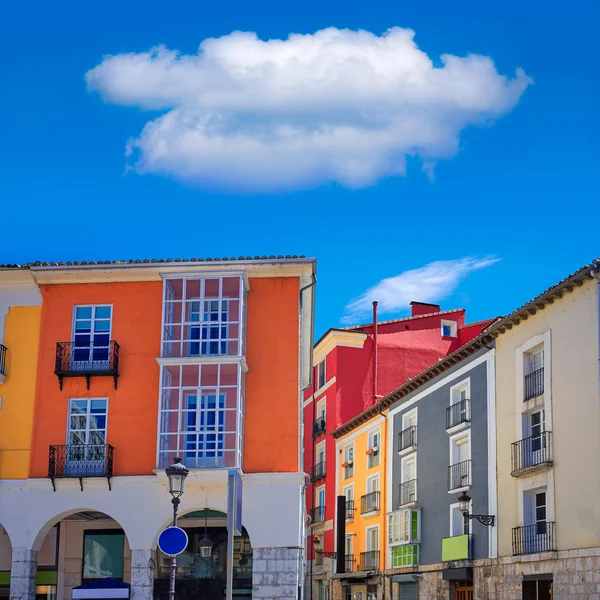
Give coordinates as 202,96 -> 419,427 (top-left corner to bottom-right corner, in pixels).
9,548 -> 37,600
252,547 -> 301,600
130,549 -> 155,600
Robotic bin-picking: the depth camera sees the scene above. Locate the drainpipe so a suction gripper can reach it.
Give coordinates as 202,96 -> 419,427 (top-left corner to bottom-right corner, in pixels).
591,261 -> 600,405
373,301 -> 378,403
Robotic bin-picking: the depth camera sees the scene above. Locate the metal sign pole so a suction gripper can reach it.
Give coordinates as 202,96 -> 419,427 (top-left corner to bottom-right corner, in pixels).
226,472 -> 236,600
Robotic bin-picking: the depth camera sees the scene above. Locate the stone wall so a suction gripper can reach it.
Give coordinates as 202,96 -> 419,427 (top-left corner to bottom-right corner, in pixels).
252,547 -> 301,599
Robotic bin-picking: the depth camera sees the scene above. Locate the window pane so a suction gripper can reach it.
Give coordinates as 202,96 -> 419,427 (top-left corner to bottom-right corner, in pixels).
76,307 -> 92,319
94,321 -> 110,332
83,533 -> 124,580
94,306 -> 112,319
90,400 -> 107,413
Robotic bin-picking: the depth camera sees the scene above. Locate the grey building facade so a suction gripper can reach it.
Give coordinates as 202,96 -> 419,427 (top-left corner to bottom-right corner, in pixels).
386,347 -> 497,598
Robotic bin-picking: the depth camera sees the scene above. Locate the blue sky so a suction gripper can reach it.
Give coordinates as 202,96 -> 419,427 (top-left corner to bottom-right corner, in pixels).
0,0 -> 597,338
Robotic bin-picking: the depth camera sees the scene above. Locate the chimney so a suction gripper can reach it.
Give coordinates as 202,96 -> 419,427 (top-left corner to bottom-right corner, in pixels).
410,301 -> 441,317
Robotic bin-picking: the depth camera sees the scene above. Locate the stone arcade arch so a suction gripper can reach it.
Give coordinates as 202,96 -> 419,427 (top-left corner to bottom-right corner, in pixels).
152,508 -> 253,600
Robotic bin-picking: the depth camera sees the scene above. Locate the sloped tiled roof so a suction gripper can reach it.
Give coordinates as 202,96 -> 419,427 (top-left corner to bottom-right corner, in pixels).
0,255 -> 309,269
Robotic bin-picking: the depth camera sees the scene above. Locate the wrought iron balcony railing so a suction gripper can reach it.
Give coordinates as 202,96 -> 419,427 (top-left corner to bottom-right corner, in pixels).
345,554 -> 355,573
310,505 -> 325,524
55,341 -> 120,390
512,522 -> 556,556
399,479 -> 417,506
0,344 -> 6,380
511,432 -> 552,475
447,399 -> 470,430
398,426 -> 417,452
313,416 -> 326,437
359,550 -> 380,571
311,461 -> 326,481
360,491 -> 380,514
524,367 -> 544,400
345,500 -> 355,520
49,444 -> 114,491
448,459 -> 471,491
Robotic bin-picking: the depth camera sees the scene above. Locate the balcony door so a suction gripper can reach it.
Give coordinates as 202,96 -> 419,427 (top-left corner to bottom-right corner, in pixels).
524,490 -> 548,554
524,410 -> 545,467
72,306 -> 112,369
66,399 -> 108,476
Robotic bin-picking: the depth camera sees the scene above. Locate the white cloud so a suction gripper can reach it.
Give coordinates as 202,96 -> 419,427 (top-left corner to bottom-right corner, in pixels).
86,27 -> 531,192
342,256 -> 500,323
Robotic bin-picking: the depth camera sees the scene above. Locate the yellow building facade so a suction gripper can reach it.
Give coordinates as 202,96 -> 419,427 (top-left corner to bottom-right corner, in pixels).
333,414 -> 388,597
0,269 -> 42,479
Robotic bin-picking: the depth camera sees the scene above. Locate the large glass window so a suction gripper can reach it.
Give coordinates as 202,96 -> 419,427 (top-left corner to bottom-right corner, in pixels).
162,277 -> 245,358
72,305 -> 112,366
83,531 -> 124,581
158,363 -> 243,469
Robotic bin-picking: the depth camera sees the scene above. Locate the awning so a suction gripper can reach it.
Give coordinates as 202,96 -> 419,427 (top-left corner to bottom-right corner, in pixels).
391,574 -> 420,583
330,571 -> 375,580
442,567 -> 473,581
72,579 -> 130,599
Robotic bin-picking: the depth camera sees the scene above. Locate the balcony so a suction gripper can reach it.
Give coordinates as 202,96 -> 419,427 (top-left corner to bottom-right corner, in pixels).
310,505 -> 325,524
512,522 -> 556,556
524,367 -> 544,400
0,344 -> 6,382
399,479 -> 417,507
442,534 -> 472,561
360,491 -> 380,515
359,550 -> 380,571
313,416 -> 326,437
345,554 -> 355,573
345,500 -> 355,521
448,460 -> 471,491
511,432 -> 553,476
311,461 -> 326,481
54,341 -> 120,390
48,444 -> 114,491
398,425 -> 417,454
447,399 -> 470,431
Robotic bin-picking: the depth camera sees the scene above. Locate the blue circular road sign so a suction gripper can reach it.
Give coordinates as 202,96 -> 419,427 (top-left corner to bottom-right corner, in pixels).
158,527 -> 189,556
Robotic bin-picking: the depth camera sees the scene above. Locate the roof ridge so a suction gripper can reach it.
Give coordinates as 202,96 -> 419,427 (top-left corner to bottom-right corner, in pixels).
342,307 -> 465,330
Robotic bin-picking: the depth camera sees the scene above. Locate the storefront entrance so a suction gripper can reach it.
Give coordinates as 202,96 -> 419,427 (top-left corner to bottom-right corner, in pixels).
153,510 -> 252,600
523,579 -> 552,600
454,580 -> 473,600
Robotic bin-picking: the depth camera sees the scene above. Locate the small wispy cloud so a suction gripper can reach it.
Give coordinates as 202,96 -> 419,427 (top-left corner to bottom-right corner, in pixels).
342,256 -> 499,324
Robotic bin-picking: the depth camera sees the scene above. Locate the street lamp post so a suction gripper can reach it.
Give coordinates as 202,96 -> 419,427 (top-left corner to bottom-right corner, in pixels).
165,457 -> 189,600
457,490 -> 495,536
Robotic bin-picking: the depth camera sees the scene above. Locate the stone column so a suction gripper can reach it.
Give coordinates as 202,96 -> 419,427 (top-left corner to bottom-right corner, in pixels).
130,549 -> 155,600
252,547 -> 301,599
9,548 -> 37,600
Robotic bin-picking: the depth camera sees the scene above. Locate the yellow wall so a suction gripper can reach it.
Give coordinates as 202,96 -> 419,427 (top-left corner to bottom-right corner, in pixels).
337,415 -> 387,569
495,279 -> 600,555
0,306 -> 41,478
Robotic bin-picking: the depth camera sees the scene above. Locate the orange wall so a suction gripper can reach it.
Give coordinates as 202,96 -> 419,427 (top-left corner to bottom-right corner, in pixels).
29,281 -> 163,478
244,277 -> 299,473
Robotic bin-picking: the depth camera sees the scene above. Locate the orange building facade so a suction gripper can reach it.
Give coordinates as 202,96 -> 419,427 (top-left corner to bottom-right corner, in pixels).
0,257 -> 315,600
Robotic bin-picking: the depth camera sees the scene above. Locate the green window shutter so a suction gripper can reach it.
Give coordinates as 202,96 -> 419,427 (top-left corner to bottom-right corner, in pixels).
392,544 -> 418,568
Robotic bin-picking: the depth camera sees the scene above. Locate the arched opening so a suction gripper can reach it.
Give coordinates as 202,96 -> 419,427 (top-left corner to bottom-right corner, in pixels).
154,509 -> 252,600
0,523 -> 13,600
30,510 -> 132,600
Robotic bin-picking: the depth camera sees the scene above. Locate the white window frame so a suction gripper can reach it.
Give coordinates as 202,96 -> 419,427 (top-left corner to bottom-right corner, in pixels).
449,500 -> 471,537
343,442 -> 355,479
399,408 -> 418,456
316,440 -> 326,468
366,473 -> 380,495
448,430 -> 471,492
315,484 -> 326,509
365,524 -> 379,553
316,397 -> 326,422
67,397 -> 109,445
367,427 -> 381,469
318,359 -> 326,389
343,484 -> 354,520
450,378 -> 470,406
441,319 -> 457,338
388,508 -> 420,546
